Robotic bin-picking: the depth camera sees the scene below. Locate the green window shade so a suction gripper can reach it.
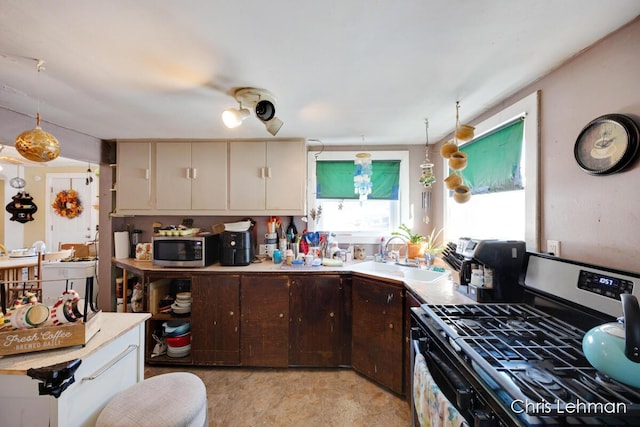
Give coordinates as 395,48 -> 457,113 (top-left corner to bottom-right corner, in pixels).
317,160 -> 400,200
457,119 -> 524,194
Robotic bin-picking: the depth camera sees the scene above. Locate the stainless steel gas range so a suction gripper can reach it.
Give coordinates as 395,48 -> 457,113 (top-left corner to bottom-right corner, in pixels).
411,252 -> 640,426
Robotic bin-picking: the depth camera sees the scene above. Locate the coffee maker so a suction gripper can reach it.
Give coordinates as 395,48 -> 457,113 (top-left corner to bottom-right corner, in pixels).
442,238 -> 526,302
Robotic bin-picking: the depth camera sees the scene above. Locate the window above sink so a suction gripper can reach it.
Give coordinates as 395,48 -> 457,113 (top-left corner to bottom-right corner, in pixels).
306,150 -> 410,244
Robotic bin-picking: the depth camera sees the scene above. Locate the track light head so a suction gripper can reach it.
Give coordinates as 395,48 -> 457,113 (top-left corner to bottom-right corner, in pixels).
223,87 -> 284,135
264,117 -> 284,136
222,107 -> 250,128
255,99 -> 276,122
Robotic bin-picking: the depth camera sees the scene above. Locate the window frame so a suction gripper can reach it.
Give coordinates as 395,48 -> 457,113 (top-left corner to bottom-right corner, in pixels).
443,91 -> 540,251
307,150 -> 410,244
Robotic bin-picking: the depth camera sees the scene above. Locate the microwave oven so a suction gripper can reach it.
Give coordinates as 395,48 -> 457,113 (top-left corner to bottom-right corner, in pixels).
152,234 -> 219,267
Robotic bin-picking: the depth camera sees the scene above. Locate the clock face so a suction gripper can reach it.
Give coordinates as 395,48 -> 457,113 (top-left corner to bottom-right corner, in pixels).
574,115 -> 639,175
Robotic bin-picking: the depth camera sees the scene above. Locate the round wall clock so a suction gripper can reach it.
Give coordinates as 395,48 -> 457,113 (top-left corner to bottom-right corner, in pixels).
574,114 -> 640,175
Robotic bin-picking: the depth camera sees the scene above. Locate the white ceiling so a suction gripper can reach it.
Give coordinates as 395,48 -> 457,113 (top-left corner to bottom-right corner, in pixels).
1,1 -> 639,148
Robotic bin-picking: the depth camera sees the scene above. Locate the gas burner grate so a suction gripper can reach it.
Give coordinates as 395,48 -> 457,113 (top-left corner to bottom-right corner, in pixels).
423,303 -> 640,416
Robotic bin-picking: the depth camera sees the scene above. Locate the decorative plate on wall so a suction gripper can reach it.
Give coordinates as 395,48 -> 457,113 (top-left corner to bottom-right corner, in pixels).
574,114 -> 640,175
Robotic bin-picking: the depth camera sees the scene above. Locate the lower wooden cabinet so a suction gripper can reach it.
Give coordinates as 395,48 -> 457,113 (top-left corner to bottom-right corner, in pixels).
289,275 -> 351,367
191,275 -> 240,365
240,275 -> 290,367
352,276 -> 404,394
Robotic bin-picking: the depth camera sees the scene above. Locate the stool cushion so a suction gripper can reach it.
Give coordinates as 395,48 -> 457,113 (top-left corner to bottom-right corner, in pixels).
96,372 -> 207,427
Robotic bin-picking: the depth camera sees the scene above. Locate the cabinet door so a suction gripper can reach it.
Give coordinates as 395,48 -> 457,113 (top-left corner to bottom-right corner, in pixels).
289,275 -> 347,367
240,275 -> 290,367
265,140 -> 306,211
191,142 -> 228,210
156,142 -> 192,209
116,142 -> 152,210
191,275 -> 240,365
352,277 -> 404,394
229,141 -> 266,210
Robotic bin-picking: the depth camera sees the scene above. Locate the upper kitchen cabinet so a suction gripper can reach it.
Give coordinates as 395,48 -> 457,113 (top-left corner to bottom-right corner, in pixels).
116,142 -> 152,212
156,141 -> 227,212
229,140 -> 306,214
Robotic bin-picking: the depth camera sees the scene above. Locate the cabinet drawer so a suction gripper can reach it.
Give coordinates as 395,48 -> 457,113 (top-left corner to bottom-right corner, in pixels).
56,326 -> 143,426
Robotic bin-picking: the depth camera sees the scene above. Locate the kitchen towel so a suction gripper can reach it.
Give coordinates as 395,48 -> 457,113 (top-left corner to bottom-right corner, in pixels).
114,231 -> 130,259
413,352 -> 469,427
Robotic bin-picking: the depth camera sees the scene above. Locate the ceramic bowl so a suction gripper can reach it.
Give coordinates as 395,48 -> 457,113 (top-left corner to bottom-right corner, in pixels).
176,292 -> 191,300
166,332 -> 191,347
448,151 -> 468,170
171,303 -> 191,315
444,173 -> 462,190
163,320 -> 190,336
453,185 -> 472,203
440,141 -> 459,159
167,344 -> 191,358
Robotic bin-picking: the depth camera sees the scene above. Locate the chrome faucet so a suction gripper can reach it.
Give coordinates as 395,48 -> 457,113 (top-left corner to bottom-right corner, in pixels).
384,236 -> 408,263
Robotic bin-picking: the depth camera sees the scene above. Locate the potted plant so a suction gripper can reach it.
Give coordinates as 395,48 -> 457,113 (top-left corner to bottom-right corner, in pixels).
423,228 -> 445,267
391,224 -> 425,259
391,224 -> 444,261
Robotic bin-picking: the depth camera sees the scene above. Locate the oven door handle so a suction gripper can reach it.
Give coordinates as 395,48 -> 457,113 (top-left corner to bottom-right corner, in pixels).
425,351 -> 473,411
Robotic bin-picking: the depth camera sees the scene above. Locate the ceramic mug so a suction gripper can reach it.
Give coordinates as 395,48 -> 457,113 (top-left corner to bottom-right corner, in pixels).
51,289 -> 81,325
9,303 -> 50,329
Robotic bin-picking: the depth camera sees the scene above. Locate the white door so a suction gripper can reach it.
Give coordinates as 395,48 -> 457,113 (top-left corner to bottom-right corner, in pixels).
46,174 -> 96,252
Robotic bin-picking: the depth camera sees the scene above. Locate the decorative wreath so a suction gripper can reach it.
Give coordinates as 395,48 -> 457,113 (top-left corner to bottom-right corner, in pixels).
52,189 -> 83,219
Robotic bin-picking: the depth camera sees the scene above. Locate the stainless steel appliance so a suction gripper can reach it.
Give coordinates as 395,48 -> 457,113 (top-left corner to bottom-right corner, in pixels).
442,238 -> 526,302
220,231 -> 253,266
411,252 -> 640,426
152,234 -> 219,267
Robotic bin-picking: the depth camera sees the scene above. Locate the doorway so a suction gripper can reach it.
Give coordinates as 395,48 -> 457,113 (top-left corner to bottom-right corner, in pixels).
45,173 -> 98,252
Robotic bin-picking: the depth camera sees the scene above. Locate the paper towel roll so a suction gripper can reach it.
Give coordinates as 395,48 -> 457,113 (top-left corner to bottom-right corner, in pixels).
114,231 -> 130,259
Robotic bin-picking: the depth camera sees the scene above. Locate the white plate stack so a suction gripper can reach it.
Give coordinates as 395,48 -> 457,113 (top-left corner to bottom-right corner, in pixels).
171,292 -> 191,315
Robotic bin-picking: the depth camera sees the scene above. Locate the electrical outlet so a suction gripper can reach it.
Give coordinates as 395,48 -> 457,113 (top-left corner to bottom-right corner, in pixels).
547,240 -> 561,256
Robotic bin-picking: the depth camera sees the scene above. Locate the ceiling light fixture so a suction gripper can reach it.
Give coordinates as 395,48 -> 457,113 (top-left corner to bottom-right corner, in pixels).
15,59 -> 60,162
222,87 -> 284,136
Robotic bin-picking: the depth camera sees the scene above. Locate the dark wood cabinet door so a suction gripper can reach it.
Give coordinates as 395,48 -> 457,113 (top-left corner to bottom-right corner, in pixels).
289,275 -> 350,367
352,276 -> 404,394
240,275 -> 290,367
191,275 -> 240,365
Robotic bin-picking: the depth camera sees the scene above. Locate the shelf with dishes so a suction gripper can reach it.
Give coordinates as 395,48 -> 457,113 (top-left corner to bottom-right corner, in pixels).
146,278 -> 192,363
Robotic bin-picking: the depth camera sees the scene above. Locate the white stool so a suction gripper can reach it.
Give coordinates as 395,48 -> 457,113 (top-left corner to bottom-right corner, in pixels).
96,372 -> 208,427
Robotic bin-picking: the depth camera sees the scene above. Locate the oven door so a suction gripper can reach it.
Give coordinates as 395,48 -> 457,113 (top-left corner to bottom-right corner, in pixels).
410,310 -> 503,427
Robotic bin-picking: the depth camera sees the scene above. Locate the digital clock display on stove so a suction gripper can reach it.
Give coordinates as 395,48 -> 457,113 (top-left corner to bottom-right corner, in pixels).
578,270 -> 634,300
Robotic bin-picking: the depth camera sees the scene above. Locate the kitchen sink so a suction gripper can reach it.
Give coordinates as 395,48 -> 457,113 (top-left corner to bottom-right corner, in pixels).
352,260 -> 447,284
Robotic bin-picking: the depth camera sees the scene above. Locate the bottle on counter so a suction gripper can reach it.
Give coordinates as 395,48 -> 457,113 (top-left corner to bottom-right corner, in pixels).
272,249 -> 282,264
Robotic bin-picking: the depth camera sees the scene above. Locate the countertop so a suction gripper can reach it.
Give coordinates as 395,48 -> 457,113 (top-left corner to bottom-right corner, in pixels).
113,257 -> 475,305
0,312 -> 150,375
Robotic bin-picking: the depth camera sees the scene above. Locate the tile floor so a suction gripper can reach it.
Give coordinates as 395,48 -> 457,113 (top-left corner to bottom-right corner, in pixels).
145,365 -> 412,427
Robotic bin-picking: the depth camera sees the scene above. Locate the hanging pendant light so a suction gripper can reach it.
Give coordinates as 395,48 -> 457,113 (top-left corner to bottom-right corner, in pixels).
354,152 -> 372,202
419,118 -> 436,188
15,59 -> 60,163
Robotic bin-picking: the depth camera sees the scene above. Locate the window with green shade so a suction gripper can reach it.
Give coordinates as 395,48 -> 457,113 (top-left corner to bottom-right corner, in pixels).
316,160 -> 400,200
457,119 -> 524,194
